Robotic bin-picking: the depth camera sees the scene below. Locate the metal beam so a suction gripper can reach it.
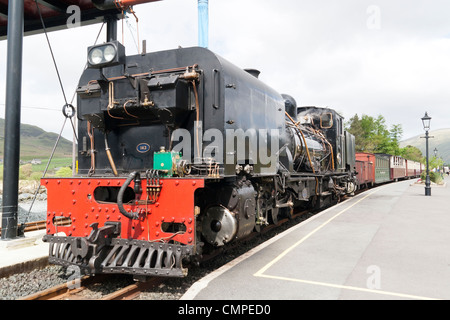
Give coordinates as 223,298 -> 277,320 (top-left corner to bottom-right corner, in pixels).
35,0 -> 67,13
1,0 -> 24,240
0,8 -> 121,41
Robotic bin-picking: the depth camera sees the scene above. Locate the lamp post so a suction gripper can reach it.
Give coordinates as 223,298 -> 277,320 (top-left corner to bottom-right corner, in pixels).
434,148 -> 438,174
421,112 -> 431,196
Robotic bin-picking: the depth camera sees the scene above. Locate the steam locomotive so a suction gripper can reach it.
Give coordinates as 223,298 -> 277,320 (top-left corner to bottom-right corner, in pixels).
42,41 -> 357,279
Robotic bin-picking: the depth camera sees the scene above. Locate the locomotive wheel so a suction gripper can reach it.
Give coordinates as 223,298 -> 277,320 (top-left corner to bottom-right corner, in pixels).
269,207 -> 280,225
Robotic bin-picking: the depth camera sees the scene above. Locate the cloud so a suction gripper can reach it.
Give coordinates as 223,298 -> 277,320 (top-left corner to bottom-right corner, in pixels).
1,0 -> 450,142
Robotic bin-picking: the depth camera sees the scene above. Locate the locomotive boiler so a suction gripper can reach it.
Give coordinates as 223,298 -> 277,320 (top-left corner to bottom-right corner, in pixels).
42,41 -> 357,279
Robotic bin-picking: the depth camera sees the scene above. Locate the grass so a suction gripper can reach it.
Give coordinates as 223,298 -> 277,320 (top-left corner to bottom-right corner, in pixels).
28,157 -> 73,172
0,119 -> 75,181
0,157 -> 73,181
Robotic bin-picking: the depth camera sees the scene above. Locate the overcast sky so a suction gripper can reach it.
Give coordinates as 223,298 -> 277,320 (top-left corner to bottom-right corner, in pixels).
1,0 -> 449,142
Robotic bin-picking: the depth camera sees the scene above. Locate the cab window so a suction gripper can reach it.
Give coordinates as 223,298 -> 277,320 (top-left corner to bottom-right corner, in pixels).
320,113 -> 333,129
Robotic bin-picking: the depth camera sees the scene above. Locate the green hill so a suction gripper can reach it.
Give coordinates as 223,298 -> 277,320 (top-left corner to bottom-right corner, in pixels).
0,119 -> 73,160
400,128 -> 450,165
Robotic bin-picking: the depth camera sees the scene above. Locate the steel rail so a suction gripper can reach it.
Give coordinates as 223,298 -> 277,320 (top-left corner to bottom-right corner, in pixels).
0,217 -> 71,236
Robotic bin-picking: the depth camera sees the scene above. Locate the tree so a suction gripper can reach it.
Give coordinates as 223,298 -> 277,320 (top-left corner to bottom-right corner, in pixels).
423,156 -> 444,172
400,145 -> 422,162
371,115 -> 391,153
387,124 -> 403,155
346,114 -> 365,151
345,113 -> 403,155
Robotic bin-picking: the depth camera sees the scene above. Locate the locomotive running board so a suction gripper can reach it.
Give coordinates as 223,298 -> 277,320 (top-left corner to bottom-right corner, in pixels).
44,235 -> 194,278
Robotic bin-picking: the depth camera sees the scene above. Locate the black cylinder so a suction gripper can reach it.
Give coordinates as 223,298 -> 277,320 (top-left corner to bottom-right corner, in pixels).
1,0 -> 24,240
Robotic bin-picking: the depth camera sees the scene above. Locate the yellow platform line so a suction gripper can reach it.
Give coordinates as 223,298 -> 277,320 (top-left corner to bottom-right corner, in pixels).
256,273 -> 438,300
254,187 -> 385,277
253,185 -> 439,300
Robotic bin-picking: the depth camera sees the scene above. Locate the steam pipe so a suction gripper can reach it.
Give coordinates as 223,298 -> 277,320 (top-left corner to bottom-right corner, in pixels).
92,0 -> 161,10
104,134 -> 118,176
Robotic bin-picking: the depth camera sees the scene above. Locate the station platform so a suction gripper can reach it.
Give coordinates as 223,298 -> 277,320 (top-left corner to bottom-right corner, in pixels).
0,229 -> 48,278
182,177 -> 450,300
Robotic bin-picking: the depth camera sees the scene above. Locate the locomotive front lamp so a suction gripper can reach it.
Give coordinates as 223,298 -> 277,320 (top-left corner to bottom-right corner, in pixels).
421,111 -> 432,196
89,48 -> 104,65
87,41 -> 125,69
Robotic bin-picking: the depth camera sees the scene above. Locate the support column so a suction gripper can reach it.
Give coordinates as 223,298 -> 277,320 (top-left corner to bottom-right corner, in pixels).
1,0 -> 24,240
106,15 -> 117,42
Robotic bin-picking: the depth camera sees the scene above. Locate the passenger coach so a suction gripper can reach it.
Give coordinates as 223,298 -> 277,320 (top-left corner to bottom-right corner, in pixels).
355,152 -> 422,190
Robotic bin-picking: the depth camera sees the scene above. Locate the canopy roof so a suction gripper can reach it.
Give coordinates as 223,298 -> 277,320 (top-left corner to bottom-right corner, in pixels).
0,0 -> 161,40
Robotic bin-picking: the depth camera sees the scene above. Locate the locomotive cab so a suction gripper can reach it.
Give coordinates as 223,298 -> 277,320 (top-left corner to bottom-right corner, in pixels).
296,106 -> 355,173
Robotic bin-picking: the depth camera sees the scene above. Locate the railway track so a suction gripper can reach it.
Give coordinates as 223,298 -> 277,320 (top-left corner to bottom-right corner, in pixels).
0,217 -> 71,237
20,274 -> 165,300
20,275 -> 97,300
18,208 -> 319,300
100,278 -> 165,300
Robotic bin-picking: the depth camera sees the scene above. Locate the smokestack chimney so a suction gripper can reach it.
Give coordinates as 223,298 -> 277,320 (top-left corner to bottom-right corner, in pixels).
198,0 -> 209,48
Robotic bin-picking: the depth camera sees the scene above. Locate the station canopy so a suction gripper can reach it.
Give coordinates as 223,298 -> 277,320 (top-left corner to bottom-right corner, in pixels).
0,0 -> 161,40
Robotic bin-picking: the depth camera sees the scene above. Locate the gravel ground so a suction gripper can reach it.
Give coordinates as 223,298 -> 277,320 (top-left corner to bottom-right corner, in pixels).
0,265 -> 67,300
18,199 -> 48,223
0,195 -> 48,224
0,251 -> 218,300
0,205 -> 317,300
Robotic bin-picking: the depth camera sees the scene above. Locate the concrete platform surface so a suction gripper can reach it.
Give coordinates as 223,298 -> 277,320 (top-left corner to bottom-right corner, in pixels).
0,230 -> 49,278
182,177 -> 450,300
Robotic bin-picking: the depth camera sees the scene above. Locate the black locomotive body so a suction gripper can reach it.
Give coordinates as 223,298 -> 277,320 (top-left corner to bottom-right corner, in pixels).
42,43 -> 357,279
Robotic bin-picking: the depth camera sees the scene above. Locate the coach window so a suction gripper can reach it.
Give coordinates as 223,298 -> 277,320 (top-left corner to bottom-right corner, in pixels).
320,113 -> 333,129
